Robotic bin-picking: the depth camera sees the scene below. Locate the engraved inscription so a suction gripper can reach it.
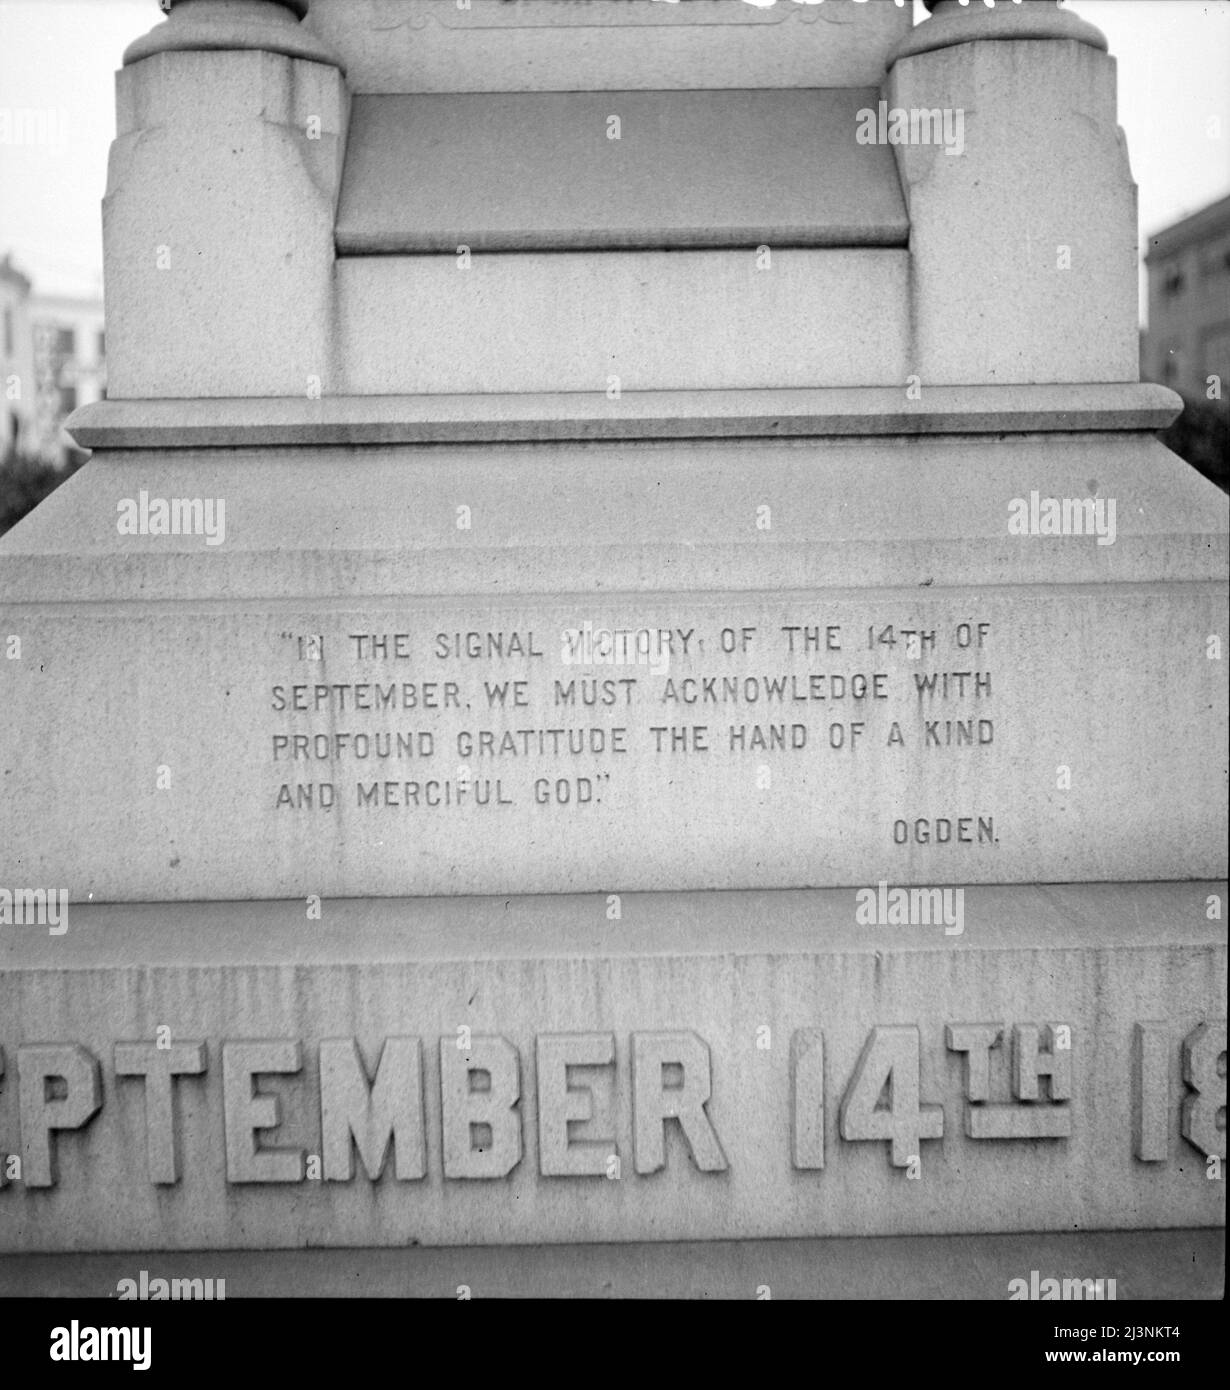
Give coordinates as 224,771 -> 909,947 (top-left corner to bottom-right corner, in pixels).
265,614 -> 1001,858
3,1020 -> 1220,1194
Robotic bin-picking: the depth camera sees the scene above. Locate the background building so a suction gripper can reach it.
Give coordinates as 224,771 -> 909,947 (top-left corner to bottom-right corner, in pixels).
0,260 -> 100,534
1141,193 -> 1230,489
1143,192 -> 1230,402
0,259 -> 105,470
0,253 -> 36,461
30,289 -> 106,465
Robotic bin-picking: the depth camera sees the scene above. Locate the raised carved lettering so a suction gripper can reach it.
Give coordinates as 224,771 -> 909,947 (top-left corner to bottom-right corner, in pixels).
114,1041 -> 207,1185
631,1031 -> 727,1174
222,1041 -> 304,1184
319,1037 -> 426,1182
790,1029 -> 825,1170
536,1033 -> 616,1178
1134,1022 -> 1170,1162
439,1035 -> 522,1179
18,1043 -> 102,1188
840,1026 -> 943,1167
1181,1021 -> 1227,1159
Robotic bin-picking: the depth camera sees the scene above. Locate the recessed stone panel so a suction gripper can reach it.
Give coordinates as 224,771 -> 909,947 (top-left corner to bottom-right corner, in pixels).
337,90 -> 910,253
0,586 -> 1224,899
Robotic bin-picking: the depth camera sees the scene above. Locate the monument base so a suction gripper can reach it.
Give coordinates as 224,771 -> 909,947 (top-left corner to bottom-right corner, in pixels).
5,392 -> 1226,899
1,884 -> 1223,1272
1,1228 -> 1222,1300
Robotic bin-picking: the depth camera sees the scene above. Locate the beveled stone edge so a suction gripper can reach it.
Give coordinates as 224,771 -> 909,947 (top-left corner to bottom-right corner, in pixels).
2,882 -> 1225,968
66,384 -> 1185,450
0,1229 -> 1224,1300
334,221 -> 912,256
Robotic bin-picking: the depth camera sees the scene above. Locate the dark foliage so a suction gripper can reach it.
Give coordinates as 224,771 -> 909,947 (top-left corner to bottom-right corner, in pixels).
1158,395 -> 1230,493
0,450 -> 89,537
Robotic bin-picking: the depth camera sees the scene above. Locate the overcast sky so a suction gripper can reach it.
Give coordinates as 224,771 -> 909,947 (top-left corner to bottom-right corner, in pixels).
1,0 -> 1228,322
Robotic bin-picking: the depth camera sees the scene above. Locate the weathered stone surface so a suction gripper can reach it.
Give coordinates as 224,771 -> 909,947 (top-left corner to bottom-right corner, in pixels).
1,581 -> 1226,899
123,0 -> 341,71
103,49 -> 347,400
336,248 -> 909,394
13,436 -> 1221,604
308,0 -> 912,95
64,384 -> 1187,451
1,434 -> 1225,900
899,0 -> 1110,62
336,90 -> 909,253
2,1228 -> 1223,1299
887,30 -> 1138,384
0,886 -> 1223,1252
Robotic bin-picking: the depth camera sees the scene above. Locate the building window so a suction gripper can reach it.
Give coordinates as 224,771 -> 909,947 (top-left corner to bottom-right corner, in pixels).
97,329 -> 106,360
60,384 -> 77,414
1197,241 -> 1230,280
3,307 -> 12,357
53,326 -> 75,359
1163,265 -> 1186,298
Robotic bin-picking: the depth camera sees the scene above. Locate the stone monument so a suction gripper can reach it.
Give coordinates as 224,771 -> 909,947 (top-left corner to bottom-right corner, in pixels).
0,0 -> 1225,1298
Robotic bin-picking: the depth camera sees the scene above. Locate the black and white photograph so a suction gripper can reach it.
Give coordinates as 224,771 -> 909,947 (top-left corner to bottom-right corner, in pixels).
0,0 -> 1226,1356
